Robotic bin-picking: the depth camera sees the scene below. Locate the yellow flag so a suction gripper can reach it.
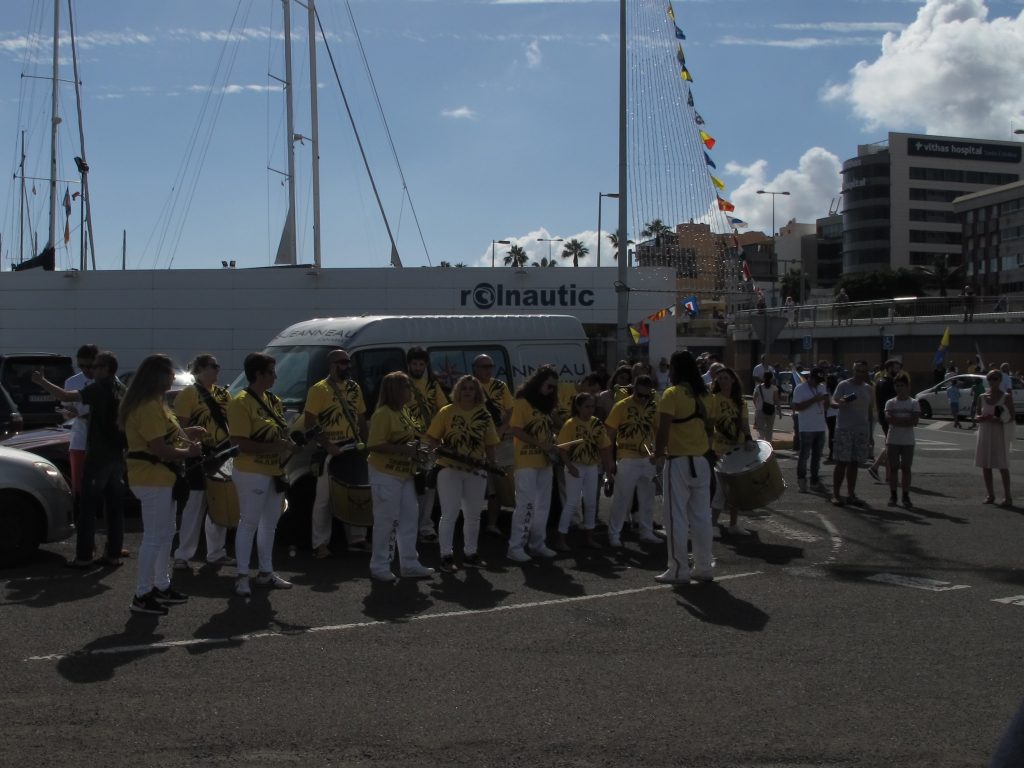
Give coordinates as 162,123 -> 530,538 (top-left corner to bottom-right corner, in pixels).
680,67 -> 692,82
667,2 -> 675,21
711,175 -> 725,190
939,327 -> 950,347
629,326 -> 640,344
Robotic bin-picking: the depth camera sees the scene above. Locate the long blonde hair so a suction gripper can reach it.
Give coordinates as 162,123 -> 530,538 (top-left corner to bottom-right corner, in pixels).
451,374 -> 484,406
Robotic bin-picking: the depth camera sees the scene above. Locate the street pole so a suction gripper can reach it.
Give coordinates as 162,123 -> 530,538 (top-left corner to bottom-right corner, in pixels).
757,189 -> 790,308
616,0 -> 629,361
597,191 -> 619,268
491,239 -> 510,268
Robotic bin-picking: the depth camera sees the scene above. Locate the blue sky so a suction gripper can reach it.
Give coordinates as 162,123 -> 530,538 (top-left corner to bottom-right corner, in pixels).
2,0 -> 1024,272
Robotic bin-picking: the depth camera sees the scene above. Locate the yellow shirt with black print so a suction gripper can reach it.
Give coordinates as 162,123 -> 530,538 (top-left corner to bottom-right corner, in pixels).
173,383 -> 231,448
304,378 -> 365,444
426,403 -> 500,471
368,405 -> 419,477
556,416 -> 611,466
605,395 -> 657,459
658,384 -> 712,457
125,399 -> 181,488
510,398 -> 556,470
710,393 -> 745,456
229,389 -> 289,476
408,375 -> 448,432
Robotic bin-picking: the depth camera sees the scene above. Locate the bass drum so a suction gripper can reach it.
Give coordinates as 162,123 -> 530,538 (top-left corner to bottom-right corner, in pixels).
206,459 -> 240,529
717,439 -> 785,512
329,449 -> 374,527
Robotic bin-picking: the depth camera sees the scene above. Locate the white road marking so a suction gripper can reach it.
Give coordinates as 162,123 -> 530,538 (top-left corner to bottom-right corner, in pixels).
915,438 -> 957,447
992,595 -> 1024,607
752,517 -> 821,543
866,573 -> 970,592
24,571 -> 763,662
924,421 -> 950,431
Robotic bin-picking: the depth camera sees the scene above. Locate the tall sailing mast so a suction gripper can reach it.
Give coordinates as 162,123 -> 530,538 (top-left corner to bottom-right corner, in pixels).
306,0 -> 322,269
273,0 -> 298,265
45,0 -> 60,253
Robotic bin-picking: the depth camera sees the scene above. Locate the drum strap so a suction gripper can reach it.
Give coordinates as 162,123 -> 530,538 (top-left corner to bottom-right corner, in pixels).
327,378 -> 361,441
195,383 -> 229,438
244,387 -> 289,432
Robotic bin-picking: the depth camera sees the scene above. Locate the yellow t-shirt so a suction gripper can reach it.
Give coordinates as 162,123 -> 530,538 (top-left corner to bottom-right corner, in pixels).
480,378 -> 515,427
658,384 -> 711,457
613,385 -> 632,403
303,378 -> 366,444
408,375 -> 448,431
367,405 -> 419,477
556,416 -> 611,466
554,381 -> 578,426
229,389 -> 289,476
605,395 -> 658,459
173,383 -> 231,447
711,393 -> 744,456
125,399 -> 181,488
510,397 -> 556,470
426,403 -> 500,471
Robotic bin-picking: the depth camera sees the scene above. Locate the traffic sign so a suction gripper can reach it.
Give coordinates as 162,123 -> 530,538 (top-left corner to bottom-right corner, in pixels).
881,334 -> 895,351
801,335 -> 812,351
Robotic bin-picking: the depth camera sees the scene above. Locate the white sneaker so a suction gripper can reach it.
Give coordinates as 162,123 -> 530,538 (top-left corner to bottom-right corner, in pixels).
400,563 -> 435,579
654,569 -> 689,584
638,533 -> 663,545
690,568 -> 715,583
532,545 -> 558,558
254,572 -> 292,589
370,569 -> 398,584
727,524 -> 752,537
507,548 -> 532,563
234,576 -> 251,597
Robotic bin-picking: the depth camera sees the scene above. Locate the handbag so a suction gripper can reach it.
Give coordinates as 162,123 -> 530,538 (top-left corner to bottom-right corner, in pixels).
759,385 -> 776,416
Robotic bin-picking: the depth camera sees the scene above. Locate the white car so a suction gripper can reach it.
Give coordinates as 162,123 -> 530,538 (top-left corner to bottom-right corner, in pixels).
915,374 -> 1024,422
0,445 -> 73,564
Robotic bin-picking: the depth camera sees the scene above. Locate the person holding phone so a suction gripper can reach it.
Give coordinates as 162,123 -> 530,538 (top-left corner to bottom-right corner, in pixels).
829,361 -> 874,506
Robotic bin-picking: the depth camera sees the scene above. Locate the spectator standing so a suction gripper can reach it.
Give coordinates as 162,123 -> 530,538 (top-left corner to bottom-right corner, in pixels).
1000,363 -> 1013,394
830,361 -> 874,506
868,359 -> 901,483
948,380 -> 964,429
962,284 -> 976,322
976,370 -> 1014,507
63,344 -> 98,500
884,373 -> 920,508
752,370 -> 781,443
752,355 -> 775,386
791,367 -> 829,493
825,371 -> 839,462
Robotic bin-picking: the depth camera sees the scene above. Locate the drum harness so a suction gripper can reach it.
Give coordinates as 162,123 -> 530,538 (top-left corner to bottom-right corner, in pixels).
320,378 -> 365,476
242,387 -> 296,490
193,383 -> 234,479
667,396 -> 717,498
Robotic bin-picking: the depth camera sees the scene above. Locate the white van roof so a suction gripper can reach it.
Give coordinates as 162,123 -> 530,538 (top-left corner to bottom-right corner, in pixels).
269,314 -> 587,348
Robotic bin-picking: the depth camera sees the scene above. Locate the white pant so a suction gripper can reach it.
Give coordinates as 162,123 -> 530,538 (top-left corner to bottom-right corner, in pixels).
436,467 -> 487,556
311,469 -> 367,549
369,468 -> 424,577
417,485 -> 438,536
232,470 -> 284,576
134,486 -> 176,597
557,463 -> 600,534
663,454 -> 714,579
173,490 -> 229,562
609,457 -> 656,538
508,466 -> 553,554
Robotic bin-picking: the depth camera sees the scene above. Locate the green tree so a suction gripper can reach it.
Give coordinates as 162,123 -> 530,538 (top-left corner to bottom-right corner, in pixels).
607,231 -> 633,261
835,268 -> 926,301
913,255 -> 964,297
532,257 -> 558,267
780,268 -> 810,303
560,238 -> 589,267
641,218 -> 671,239
503,244 -> 528,268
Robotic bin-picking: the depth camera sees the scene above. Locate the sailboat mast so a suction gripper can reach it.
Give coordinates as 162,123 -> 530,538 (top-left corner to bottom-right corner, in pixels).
307,0 -> 322,269
18,131 -> 25,265
616,0 -> 629,360
67,0 -> 96,270
275,0 -> 297,265
46,0 -> 60,252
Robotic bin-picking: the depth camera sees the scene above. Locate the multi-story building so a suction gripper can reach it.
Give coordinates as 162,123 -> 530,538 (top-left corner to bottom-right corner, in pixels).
801,213 -> 843,292
952,179 -> 1024,297
841,132 -> 1023,275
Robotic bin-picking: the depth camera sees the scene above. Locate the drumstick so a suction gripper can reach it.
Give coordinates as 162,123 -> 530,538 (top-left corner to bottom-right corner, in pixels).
554,438 -> 585,449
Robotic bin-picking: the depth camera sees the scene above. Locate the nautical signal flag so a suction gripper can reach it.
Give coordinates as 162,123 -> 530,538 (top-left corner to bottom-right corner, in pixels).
676,43 -> 685,66
687,91 -> 694,107
629,326 -> 640,344
682,295 -> 700,317
62,187 -> 71,218
741,260 -> 751,281
703,151 -> 716,169
667,2 -> 675,21
694,111 -> 705,125
710,175 -> 726,191
716,195 -> 735,212
700,130 -> 715,149
680,67 -> 693,82
932,326 -> 950,367
674,24 -> 686,40
728,217 -> 748,228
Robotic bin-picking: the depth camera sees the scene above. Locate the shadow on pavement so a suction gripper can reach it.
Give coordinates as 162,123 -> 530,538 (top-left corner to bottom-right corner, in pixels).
56,615 -> 170,683
674,582 -> 770,631
520,559 -> 586,597
718,532 -> 804,566
428,567 -> 512,611
362,577 -> 433,622
187,590 -> 310,656
2,561 -> 115,608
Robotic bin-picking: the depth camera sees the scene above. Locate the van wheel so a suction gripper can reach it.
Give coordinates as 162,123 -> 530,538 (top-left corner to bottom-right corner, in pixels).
918,400 -> 932,420
0,493 -> 43,566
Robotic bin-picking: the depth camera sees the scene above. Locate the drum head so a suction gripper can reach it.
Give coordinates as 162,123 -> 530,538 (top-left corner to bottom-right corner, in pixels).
208,456 -> 233,482
718,439 -> 773,475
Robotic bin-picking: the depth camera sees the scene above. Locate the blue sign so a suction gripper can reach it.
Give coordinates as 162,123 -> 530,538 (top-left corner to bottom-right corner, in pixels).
882,334 -> 895,351
801,335 -> 812,351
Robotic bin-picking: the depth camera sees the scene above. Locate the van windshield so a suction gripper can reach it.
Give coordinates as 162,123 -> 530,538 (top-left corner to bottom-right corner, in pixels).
228,345 -> 333,410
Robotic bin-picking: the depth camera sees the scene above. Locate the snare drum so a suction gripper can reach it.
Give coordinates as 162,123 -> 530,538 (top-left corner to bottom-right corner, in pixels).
717,440 -> 785,511
206,459 -> 240,529
328,449 -> 374,527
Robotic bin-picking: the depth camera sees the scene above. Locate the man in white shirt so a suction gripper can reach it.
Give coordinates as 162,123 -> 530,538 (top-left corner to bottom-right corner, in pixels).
791,367 -> 829,493
1001,362 -> 1013,394
63,344 -> 98,499
752,355 -> 775,386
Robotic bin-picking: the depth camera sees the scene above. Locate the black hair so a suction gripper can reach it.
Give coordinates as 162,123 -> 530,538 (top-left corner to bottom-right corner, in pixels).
406,346 -> 429,365
75,344 -> 99,360
668,351 -> 707,397
243,352 -> 275,383
515,365 -> 559,413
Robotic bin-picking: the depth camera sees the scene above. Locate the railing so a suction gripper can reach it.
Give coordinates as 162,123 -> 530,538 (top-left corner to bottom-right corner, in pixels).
734,296 -> 1024,331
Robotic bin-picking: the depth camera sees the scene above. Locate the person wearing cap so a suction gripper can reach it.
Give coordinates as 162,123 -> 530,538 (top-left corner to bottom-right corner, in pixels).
656,357 -> 670,390
867,359 -> 902,484
791,367 -> 829,493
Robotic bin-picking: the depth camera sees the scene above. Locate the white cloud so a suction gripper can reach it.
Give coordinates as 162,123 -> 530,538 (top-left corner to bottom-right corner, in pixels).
441,106 -> 477,120
725,148 -> 843,234
188,84 -> 280,95
525,39 -> 542,68
824,0 -> 1024,138
718,35 -> 884,49
775,22 -> 905,33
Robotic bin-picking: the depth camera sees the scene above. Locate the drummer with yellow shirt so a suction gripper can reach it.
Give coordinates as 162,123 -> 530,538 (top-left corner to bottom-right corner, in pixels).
405,346 -> 449,545
652,351 -> 716,584
708,363 -> 756,537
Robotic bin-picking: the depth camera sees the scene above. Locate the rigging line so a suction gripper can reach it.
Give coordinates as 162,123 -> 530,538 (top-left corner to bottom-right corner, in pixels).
314,5 -> 401,268
344,0 -> 431,266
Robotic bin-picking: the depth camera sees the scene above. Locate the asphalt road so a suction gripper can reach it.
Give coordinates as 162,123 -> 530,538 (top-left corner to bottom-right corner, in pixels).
3,415 -> 1023,767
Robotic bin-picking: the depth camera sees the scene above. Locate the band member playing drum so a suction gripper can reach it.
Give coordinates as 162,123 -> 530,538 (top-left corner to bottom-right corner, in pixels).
473,354 -> 515,536
172,354 -> 235,570
708,364 -> 756,536
652,351 -> 715,584
506,366 -> 562,562
302,348 -> 368,558
405,346 -> 449,545
596,365 -> 633,422
367,372 -> 435,582
605,374 -> 661,547
425,375 -> 500,573
120,354 -> 204,615
228,353 -> 295,596
554,392 -> 614,551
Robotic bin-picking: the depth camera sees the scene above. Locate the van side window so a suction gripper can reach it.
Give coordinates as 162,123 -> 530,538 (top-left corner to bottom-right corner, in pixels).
428,348 -> 510,393
352,348 -> 406,415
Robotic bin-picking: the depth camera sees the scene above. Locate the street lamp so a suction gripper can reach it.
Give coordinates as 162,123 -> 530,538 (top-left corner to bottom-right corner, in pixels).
756,189 -> 790,307
597,192 -> 619,267
491,239 -> 511,268
537,237 -> 563,263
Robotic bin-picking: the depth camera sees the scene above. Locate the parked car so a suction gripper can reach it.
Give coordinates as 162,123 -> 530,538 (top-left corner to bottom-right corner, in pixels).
915,374 -> 1024,422
0,353 -> 74,428
0,445 -> 74,564
0,383 -> 24,437
118,367 -> 194,404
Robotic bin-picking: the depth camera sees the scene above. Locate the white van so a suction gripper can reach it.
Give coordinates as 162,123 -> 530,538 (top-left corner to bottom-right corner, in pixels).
250,314 -> 592,412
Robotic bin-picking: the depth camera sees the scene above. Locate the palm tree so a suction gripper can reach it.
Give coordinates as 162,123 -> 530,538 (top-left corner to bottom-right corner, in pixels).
607,231 -> 633,260
560,238 -> 589,267
641,218 -> 671,239
438,260 -> 453,268
503,244 -> 528,268
532,257 -> 558,267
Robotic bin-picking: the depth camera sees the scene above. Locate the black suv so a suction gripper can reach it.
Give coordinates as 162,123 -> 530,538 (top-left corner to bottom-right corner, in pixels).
0,353 -> 74,428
